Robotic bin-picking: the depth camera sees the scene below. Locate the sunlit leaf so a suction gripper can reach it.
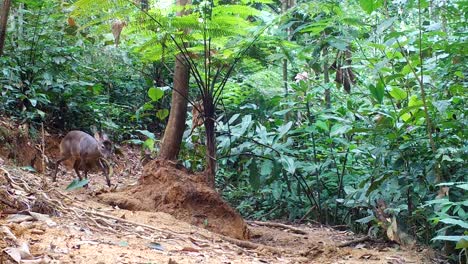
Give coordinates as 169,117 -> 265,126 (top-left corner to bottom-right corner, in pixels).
359,0 -> 383,14
389,87 -> 407,100
148,87 -> 164,102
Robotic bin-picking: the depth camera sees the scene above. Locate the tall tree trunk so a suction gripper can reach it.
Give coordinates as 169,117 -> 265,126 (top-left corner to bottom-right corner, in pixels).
0,0 -> 12,56
158,0 -> 190,160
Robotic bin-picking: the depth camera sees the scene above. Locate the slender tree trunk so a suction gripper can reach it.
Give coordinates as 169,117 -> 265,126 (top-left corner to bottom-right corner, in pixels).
203,95 -> 216,187
281,0 -> 295,119
323,47 -> 331,108
158,0 -> 190,160
0,0 -> 12,56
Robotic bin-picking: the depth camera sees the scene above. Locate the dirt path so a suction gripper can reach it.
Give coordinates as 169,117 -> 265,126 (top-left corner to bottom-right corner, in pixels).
0,164 -> 433,264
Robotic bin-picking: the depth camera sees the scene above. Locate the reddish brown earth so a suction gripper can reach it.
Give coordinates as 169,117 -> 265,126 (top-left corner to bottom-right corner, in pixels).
99,159 -> 250,240
0,119 -> 437,263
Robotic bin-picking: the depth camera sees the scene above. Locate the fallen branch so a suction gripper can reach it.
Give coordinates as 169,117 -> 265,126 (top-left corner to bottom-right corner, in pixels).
218,234 -> 284,255
247,220 -> 307,235
337,235 -> 371,247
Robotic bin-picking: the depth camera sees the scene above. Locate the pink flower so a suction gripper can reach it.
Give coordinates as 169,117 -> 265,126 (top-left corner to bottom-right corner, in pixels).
295,71 -> 309,82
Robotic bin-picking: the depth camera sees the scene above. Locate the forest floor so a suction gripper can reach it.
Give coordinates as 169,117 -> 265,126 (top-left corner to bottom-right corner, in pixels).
0,120 -> 436,263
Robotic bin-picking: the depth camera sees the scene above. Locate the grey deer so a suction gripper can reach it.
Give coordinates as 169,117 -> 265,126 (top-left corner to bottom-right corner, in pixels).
53,131 -> 112,186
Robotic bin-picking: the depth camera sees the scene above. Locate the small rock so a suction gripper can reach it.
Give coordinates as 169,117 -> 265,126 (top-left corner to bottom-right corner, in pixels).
135,226 -> 144,232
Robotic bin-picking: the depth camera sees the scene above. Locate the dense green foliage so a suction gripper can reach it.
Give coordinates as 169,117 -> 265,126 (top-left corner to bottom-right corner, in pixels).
0,0 -> 466,260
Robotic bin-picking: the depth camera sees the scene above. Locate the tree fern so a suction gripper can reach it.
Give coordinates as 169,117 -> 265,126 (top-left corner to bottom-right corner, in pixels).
212,5 -> 260,18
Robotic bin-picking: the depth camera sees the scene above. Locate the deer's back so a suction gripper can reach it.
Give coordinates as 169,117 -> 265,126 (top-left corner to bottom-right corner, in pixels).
60,131 -> 100,160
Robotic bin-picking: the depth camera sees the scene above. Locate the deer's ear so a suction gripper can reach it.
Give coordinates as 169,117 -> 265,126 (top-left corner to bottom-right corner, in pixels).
94,132 -> 101,141
102,133 -> 109,141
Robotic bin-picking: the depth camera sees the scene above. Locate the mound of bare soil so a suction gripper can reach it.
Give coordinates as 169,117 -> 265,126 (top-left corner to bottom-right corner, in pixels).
99,159 -> 250,240
0,119 -> 46,172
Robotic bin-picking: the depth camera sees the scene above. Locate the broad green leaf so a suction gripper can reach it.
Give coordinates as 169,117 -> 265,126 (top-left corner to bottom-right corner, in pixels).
408,95 -> 422,107
389,87 -> 407,100
356,214 -> 375,224
276,121 -> 292,140
456,238 -> 468,249
272,182 -> 282,200
330,124 -> 352,137
369,83 -> 384,104
136,130 -> 156,140
439,218 -> 468,229
424,198 -> 451,206
432,235 -> 468,244
315,120 -> 329,132
273,109 -> 292,116
260,160 -> 273,176
143,138 -> 155,151
66,178 -> 89,191
36,109 -> 46,119
281,155 -> 296,174
234,115 -> 252,136
148,87 -> 164,102
420,0 -> 429,8
328,38 -> 348,51
255,124 -> 269,144
359,0 -> 383,14
156,109 -> 169,120
228,113 -> 240,124
29,98 -> 37,107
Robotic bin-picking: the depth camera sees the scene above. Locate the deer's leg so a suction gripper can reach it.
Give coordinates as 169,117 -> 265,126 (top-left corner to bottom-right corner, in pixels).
81,160 -> 90,188
98,159 -> 111,187
53,156 -> 68,182
73,159 -> 82,181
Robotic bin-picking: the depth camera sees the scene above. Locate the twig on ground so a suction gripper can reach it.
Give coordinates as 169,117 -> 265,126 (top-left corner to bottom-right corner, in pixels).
247,220 -> 307,235
337,235 -> 371,247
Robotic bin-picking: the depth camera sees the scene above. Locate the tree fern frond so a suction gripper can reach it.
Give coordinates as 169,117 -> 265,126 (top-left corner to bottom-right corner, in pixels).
72,0 -> 127,17
212,5 -> 260,18
239,0 -> 274,4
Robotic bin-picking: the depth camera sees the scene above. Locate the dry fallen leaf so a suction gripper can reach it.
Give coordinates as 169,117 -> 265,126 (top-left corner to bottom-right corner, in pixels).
4,241 -> 34,263
4,247 -> 22,263
29,212 -> 57,227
